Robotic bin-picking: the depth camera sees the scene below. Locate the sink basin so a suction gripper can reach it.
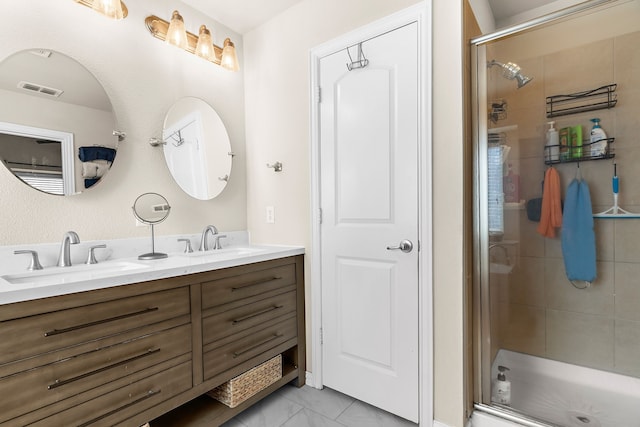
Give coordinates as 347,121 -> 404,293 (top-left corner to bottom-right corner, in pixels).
1,261 -> 150,286
181,246 -> 266,259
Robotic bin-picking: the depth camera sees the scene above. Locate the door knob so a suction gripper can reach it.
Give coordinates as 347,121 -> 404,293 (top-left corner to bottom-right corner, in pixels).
386,239 -> 413,253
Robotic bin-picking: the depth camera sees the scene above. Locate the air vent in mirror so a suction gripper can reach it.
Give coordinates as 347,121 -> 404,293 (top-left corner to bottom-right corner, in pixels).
17,81 -> 63,97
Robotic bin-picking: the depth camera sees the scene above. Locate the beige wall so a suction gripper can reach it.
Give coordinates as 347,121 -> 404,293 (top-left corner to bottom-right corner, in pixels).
0,0 -> 247,246
433,2 -> 466,426
486,0 -> 640,377
244,1 -> 467,426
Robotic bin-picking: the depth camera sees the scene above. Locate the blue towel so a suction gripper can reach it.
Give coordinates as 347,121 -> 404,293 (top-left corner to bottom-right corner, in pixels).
561,179 -> 597,282
84,178 -> 100,189
78,146 -> 116,162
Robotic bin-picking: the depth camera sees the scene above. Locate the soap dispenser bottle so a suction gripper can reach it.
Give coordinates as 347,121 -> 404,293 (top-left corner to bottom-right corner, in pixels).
491,366 -> 511,405
545,121 -> 559,162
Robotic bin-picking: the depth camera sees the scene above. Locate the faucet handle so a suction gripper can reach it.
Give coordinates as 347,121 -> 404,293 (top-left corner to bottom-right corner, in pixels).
86,244 -> 107,265
212,234 -> 227,250
178,238 -> 193,253
14,250 -> 43,271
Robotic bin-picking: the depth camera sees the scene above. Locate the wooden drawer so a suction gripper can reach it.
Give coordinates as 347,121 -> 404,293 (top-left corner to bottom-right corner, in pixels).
26,360 -> 192,427
201,263 -> 296,309
0,324 -> 190,425
203,290 -> 296,345
203,314 -> 297,380
0,287 -> 190,366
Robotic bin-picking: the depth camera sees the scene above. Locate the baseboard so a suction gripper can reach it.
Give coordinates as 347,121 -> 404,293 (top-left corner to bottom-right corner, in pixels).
433,421 -> 452,427
305,370 -> 320,388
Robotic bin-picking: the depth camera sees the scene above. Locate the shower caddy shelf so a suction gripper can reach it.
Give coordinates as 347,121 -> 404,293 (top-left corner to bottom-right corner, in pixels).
541,82 -> 638,218
546,83 -> 617,118
543,137 -> 615,165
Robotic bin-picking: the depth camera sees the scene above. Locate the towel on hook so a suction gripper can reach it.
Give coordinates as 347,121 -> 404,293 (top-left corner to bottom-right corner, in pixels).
84,178 -> 100,189
537,167 -> 563,238
561,178 -> 597,282
81,160 -> 111,178
78,146 -> 116,162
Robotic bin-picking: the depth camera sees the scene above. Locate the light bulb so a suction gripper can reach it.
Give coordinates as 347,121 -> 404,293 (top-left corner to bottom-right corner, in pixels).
166,10 -> 188,49
92,0 -> 124,20
220,38 -> 239,71
195,25 -> 215,61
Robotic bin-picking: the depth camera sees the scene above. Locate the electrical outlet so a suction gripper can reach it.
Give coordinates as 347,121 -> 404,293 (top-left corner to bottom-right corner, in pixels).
266,206 -> 275,224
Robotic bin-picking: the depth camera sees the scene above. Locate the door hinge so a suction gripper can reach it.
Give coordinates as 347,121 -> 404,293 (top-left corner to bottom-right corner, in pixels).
319,208 -> 323,224
316,86 -> 322,103
320,327 -> 323,344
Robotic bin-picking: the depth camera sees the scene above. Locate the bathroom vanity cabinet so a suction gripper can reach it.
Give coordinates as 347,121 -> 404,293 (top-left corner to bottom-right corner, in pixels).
0,255 -> 305,427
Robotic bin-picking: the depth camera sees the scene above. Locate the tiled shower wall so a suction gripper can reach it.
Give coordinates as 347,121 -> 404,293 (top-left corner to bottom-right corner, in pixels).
487,29 -> 640,378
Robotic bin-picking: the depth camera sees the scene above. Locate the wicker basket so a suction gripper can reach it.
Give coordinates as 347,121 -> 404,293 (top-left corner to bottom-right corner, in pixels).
207,354 -> 282,408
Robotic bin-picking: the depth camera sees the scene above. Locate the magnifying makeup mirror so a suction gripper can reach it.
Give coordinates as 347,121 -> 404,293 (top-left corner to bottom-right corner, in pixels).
132,192 -> 170,260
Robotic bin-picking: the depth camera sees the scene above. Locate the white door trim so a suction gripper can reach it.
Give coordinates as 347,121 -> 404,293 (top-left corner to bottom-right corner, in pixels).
0,121 -> 75,195
309,2 -> 432,425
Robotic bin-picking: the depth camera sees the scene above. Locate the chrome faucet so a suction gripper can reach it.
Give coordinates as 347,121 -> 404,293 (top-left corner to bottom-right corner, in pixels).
199,225 -> 219,251
57,231 -> 80,267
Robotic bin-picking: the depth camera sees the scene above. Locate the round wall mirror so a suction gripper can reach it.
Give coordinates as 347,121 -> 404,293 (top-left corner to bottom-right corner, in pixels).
0,48 -> 119,196
162,97 -> 232,200
132,192 -> 171,260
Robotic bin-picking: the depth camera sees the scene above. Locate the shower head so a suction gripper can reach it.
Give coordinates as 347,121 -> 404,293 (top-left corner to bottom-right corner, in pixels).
488,60 -> 533,89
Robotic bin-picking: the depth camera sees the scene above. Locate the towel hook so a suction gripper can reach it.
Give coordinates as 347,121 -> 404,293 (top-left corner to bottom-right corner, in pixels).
113,130 -> 126,142
346,42 -> 369,71
267,161 -> 283,172
167,129 -> 185,147
570,280 -> 591,290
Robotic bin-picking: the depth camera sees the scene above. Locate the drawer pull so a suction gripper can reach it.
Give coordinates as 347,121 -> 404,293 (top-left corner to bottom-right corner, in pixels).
231,276 -> 283,292
232,333 -> 283,358
44,307 -> 159,337
47,348 -> 161,390
77,389 -> 161,427
232,305 -> 284,325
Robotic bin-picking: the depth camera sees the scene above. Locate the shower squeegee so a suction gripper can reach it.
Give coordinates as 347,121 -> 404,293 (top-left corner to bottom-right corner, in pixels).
593,163 -> 640,218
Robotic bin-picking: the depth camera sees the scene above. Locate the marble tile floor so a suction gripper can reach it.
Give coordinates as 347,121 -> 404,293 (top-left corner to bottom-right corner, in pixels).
220,384 -> 418,427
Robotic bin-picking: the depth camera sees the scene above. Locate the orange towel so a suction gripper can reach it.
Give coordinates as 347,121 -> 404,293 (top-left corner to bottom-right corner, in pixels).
537,167 -> 563,238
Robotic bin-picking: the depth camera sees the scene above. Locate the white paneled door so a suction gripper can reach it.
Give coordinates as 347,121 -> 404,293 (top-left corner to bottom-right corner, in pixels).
319,22 -> 419,423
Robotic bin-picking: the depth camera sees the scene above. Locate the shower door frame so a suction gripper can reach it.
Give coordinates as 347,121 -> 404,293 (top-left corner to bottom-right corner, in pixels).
470,0 -> 620,423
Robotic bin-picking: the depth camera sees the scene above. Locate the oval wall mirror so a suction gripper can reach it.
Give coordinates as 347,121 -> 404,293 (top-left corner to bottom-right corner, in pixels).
162,97 -> 233,200
0,48 -> 119,196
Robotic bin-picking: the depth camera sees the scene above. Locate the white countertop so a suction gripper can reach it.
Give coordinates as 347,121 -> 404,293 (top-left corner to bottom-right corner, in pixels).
0,243 -> 304,305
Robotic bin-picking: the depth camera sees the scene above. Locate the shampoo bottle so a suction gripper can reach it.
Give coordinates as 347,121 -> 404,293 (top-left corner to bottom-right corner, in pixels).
590,118 -> 608,157
503,164 -> 520,203
491,366 -> 511,405
559,127 -> 571,161
571,125 -> 583,159
546,121 -> 560,162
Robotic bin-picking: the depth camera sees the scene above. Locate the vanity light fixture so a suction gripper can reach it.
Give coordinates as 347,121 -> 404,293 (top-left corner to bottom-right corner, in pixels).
74,0 -> 128,20
145,11 -> 240,71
